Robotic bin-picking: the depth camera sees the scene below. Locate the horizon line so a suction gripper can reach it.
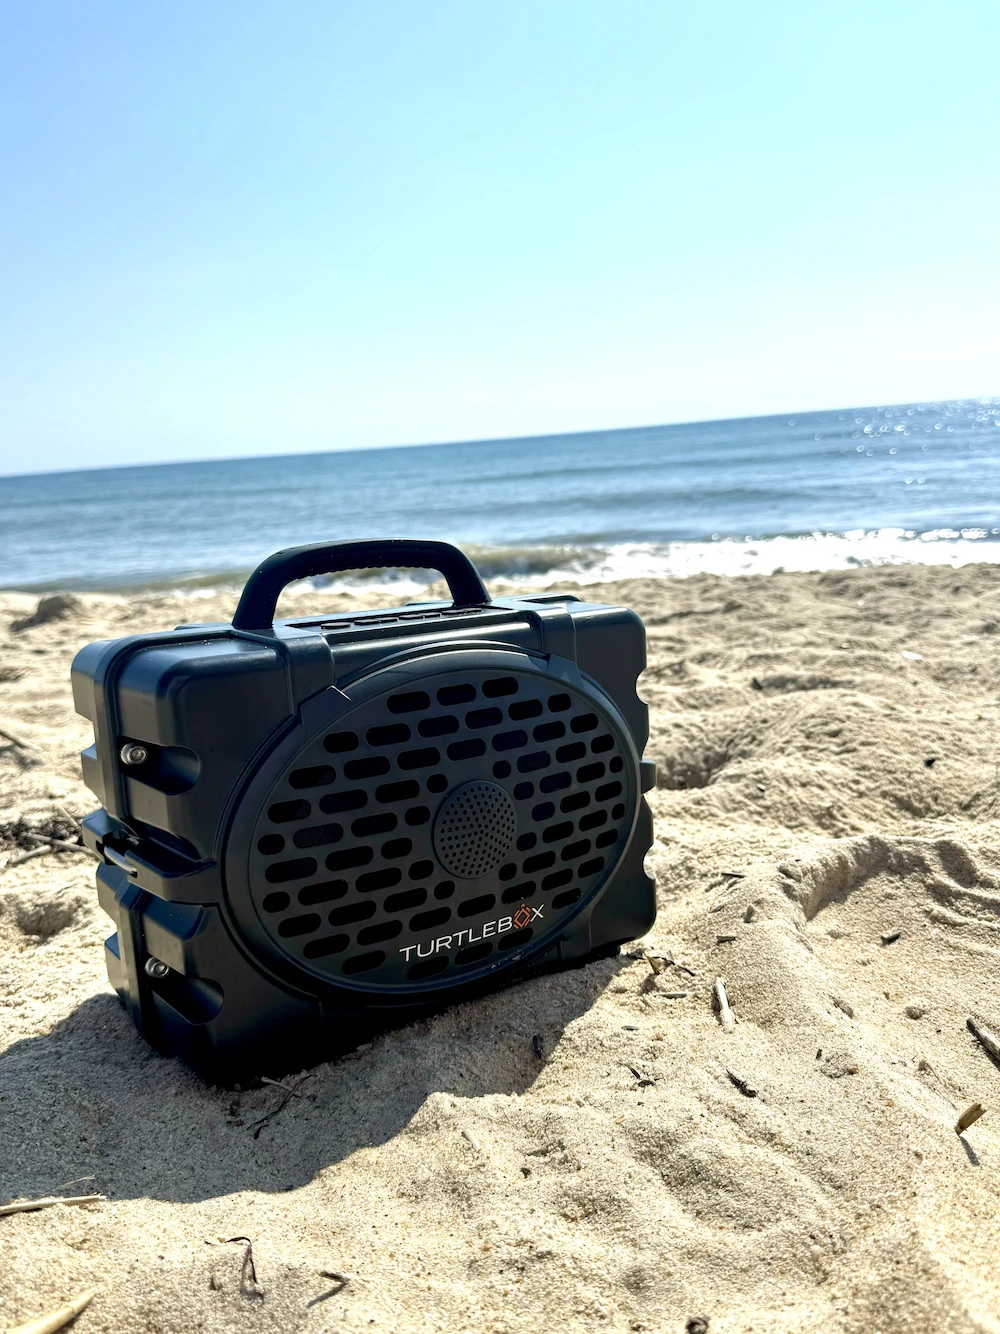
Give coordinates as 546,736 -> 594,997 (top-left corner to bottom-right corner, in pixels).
1,394 -> 997,482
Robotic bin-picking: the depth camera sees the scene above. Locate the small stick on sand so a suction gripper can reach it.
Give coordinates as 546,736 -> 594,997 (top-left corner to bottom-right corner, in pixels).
968,1017 -> 1000,1063
726,1068 -> 758,1097
260,1076 -> 307,1099
716,935 -> 737,944
720,871 -> 745,880
0,1194 -> 105,1217
645,955 -> 664,974
0,726 -> 37,752
880,930 -> 902,946
55,804 -> 83,831
7,1288 -> 96,1334
23,834 -> 100,861
956,1103 -> 986,1135
714,977 -> 735,1033
4,845 -> 53,870
222,1236 -> 262,1296
661,991 -> 688,999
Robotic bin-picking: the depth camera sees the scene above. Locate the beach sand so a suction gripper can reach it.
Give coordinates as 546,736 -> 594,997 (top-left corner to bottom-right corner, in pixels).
2,563 -> 999,1334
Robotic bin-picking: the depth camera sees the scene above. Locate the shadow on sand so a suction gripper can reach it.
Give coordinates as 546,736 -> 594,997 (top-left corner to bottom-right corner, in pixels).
0,954 -> 620,1205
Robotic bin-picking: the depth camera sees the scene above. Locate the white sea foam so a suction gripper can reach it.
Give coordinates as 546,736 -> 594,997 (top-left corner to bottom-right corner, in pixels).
286,527 -> 1000,599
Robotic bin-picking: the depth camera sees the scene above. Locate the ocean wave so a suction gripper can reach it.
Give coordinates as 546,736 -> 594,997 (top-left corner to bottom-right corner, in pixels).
291,528 -> 1000,596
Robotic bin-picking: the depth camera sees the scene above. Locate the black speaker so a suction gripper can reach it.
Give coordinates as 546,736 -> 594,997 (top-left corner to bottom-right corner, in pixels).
72,540 -> 656,1081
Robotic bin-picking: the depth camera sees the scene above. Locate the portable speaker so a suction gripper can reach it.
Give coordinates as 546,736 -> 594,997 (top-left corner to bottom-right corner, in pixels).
72,540 -> 656,1081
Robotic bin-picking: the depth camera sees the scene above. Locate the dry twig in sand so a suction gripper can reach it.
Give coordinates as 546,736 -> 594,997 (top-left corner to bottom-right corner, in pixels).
0,725 -> 37,753
221,1236 -> 263,1297
956,1103 -> 986,1135
726,1068 -> 758,1097
968,1017 -> 1000,1063
22,833 -> 100,861
7,1288 -> 96,1334
4,845 -> 53,870
0,1194 -> 105,1217
713,978 -> 735,1033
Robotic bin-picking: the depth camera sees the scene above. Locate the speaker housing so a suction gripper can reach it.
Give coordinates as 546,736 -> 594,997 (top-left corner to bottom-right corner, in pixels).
72,541 -> 656,1082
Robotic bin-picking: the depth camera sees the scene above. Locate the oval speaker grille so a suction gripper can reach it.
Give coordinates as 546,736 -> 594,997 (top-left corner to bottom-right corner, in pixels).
244,664 -> 635,990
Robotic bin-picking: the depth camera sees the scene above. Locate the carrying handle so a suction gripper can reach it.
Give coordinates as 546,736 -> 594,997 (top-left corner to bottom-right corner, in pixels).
232,539 -> 491,632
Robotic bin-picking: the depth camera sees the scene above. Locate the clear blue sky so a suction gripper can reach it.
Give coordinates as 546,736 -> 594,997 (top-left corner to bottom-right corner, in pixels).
1,1 -> 998,475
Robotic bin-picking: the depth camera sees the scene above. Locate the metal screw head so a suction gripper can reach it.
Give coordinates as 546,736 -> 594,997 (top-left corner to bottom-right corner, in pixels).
120,743 -> 148,766
144,957 -> 169,979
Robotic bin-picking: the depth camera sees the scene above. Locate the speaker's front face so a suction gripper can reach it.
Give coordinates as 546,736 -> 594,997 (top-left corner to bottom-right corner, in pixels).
230,659 -> 638,996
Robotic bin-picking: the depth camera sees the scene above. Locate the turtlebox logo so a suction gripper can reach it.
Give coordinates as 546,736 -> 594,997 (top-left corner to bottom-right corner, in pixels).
399,903 -> 544,963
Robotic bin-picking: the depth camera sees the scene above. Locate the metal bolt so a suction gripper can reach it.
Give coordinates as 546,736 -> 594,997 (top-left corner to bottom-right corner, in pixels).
120,743 -> 148,766
144,957 -> 169,979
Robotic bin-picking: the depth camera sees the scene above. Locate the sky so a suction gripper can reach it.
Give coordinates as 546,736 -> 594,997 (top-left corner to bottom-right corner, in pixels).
0,1 -> 998,476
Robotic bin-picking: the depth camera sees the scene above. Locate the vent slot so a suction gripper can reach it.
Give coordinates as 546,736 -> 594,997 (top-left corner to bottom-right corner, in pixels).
517,751 -> 550,773
458,893 -> 496,918
592,734 -> 615,754
448,738 -> 486,761
352,812 -> 396,837
548,693 -> 571,711
357,867 -> 401,892
326,846 -> 374,871
262,892 -> 289,913
329,900 -> 376,927
509,699 -> 542,721
384,887 -> 425,913
319,789 -> 367,815
265,857 -> 317,883
299,880 -> 347,906
561,791 -> 590,813
542,869 -> 572,891
278,912 -> 321,937
493,729 -> 527,752
502,881 -> 536,903
367,723 -> 411,746
466,707 -> 503,729
410,906 -> 451,931
578,808 -> 607,831
398,746 -> 440,769
324,731 -> 359,753
257,834 -> 284,855
482,676 -> 518,697
557,742 -> 586,763
375,779 -> 419,804
269,799 -> 311,823
577,762 -> 605,783
342,951 -> 386,974
437,683 -> 476,706
387,691 -> 430,714
539,771 -> 570,793
418,715 -> 459,738
289,765 -> 336,789
303,933 -> 349,958
293,823 -> 343,849
345,755 -> 390,780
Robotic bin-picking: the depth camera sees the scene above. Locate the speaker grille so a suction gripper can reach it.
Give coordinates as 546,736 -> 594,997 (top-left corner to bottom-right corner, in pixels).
433,781 -> 516,878
243,665 -> 634,990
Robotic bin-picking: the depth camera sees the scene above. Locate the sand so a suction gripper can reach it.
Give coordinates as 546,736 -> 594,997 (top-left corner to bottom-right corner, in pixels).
2,563 -> 999,1334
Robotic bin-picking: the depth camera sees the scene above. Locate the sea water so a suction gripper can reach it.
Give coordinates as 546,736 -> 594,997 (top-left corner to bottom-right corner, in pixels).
1,399 -> 998,593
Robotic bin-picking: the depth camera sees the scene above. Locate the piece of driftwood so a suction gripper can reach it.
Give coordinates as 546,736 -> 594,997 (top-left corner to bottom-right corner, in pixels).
956,1103 -> 986,1135
4,845 -> 53,870
968,1017 -> 1000,1063
0,725 -> 37,752
23,833 -> 100,861
0,1194 -> 105,1217
7,1289 -> 96,1334
714,978 -> 735,1033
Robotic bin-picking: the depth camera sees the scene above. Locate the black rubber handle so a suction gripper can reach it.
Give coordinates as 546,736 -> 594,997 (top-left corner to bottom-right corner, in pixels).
232,539 -> 491,632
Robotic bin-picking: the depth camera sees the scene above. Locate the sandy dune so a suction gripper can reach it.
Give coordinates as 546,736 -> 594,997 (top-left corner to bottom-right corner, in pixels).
2,563 -> 999,1333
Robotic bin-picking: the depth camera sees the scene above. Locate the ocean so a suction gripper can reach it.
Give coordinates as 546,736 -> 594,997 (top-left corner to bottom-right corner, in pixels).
1,399 -> 999,595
